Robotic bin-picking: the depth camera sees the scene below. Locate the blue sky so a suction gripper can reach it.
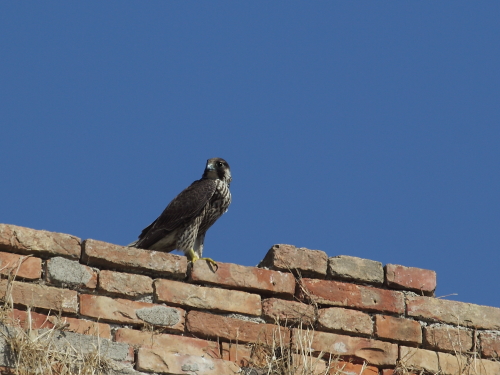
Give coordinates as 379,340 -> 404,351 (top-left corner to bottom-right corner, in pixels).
1,2 -> 499,308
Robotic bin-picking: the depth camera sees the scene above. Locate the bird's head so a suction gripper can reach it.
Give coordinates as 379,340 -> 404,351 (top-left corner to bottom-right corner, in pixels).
203,158 -> 232,185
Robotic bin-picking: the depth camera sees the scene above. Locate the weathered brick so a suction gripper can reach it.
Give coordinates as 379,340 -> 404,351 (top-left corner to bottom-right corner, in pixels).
0,279 -> 78,313
317,307 -> 373,336
46,257 -> 97,289
79,294 -> 185,331
437,351 -> 470,375
290,353 -> 328,375
259,244 -> 328,278
221,342 -> 252,367
382,370 -> 418,375
375,315 -> 422,344
328,255 -> 384,285
0,224 -> 80,259
99,270 -> 153,298
115,328 -> 220,358
423,324 -> 473,352
137,348 -> 240,375
10,309 -> 112,339
407,295 -> 500,329
82,239 -> 187,278
186,310 -> 290,346
155,279 -> 261,316
480,331 -> 500,358
332,361 -> 379,375
261,298 -> 315,325
385,264 -> 436,294
189,261 -> 295,296
0,252 -> 41,280
298,278 -> 405,314
468,357 -> 500,375
291,329 -> 397,366
399,346 -> 438,374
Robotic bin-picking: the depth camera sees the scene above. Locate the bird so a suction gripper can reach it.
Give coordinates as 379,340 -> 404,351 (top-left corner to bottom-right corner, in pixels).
128,158 -> 231,269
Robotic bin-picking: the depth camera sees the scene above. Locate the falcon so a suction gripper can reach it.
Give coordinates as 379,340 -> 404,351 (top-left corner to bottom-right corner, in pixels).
129,158 -> 231,268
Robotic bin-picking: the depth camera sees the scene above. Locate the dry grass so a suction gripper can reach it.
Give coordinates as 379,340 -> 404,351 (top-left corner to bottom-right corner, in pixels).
0,260 -> 115,375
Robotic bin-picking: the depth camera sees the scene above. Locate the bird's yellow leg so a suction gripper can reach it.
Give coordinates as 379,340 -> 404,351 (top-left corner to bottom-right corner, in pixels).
186,248 -> 218,270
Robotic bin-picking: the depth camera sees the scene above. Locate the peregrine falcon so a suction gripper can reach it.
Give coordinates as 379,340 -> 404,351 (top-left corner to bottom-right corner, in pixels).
129,158 -> 231,268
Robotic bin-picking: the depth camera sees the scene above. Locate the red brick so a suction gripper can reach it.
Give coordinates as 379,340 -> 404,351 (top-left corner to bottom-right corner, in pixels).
186,310 -> 290,346
298,278 -> 405,314
291,328 -> 397,366
155,279 -> 261,316
137,348 -> 240,375
189,260 -> 295,296
9,308 -> 54,329
331,361 -> 379,375
382,370 -> 417,375
385,264 -> 436,294
423,324 -> 473,352
0,224 -> 80,259
0,252 -> 41,280
261,298 -> 315,325
0,279 -> 78,313
437,351 -> 470,375
480,331 -> 500,358
79,294 -> 185,331
291,353 -> 328,375
407,295 -> 500,330
82,239 -> 187,278
9,309 -> 110,338
317,307 -> 373,336
259,244 -> 328,278
375,315 -> 422,344
221,342 -> 252,367
468,357 -> 500,375
399,346 -> 438,374
98,270 -> 153,297
115,328 -> 220,358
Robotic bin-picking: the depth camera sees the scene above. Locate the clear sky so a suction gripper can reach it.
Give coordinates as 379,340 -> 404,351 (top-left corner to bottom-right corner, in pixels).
1,2 -> 499,308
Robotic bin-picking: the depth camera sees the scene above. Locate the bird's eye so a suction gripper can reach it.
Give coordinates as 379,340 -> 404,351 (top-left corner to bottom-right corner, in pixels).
217,161 -> 223,167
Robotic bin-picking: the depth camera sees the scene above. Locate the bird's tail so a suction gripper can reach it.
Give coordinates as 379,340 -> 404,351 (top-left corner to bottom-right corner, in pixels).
127,240 -> 139,247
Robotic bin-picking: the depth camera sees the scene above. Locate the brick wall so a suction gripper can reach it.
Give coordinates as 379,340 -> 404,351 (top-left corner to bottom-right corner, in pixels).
0,223 -> 499,375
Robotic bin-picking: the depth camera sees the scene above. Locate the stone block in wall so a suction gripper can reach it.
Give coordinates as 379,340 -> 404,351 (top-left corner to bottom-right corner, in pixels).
0,224 -> 80,259
136,348 -> 240,375
423,323 -> 473,352
317,307 -> 373,336
82,239 -> 187,279
46,257 -> 97,289
189,261 -> 295,296
467,357 -> 500,375
328,255 -> 384,285
0,252 -> 42,280
155,279 -> 261,316
79,294 -> 185,331
115,328 -> 220,358
298,278 -> 405,314
98,270 -> 153,298
291,328 -> 398,366
258,244 -> 328,278
0,279 -> 78,313
385,263 -> 436,295
186,310 -> 290,346
407,295 -> 500,330
261,298 -> 315,325
480,331 -> 500,358
375,315 -> 422,345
